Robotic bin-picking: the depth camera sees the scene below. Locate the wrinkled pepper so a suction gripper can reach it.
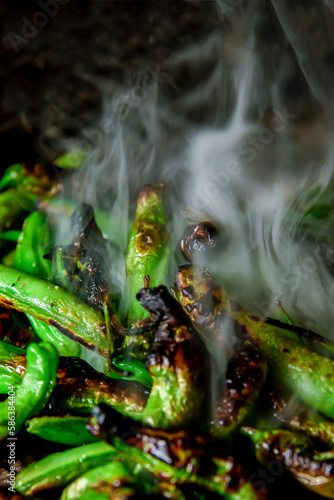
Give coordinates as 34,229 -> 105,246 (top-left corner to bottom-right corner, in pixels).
0,264 -> 109,356
136,285 -> 210,430
0,341 -> 58,440
175,265 -> 334,420
15,441 -> 118,496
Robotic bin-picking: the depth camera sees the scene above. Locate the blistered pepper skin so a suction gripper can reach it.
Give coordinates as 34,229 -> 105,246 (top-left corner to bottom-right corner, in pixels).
0,341 -> 59,441
175,265 -> 334,420
0,264 -> 109,356
136,285 -> 210,430
15,441 -> 118,496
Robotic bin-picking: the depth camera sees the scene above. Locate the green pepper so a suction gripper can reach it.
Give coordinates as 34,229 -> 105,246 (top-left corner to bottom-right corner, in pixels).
243,427 -> 334,499
11,213 -> 84,357
26,416 -> 99,445
15,441 -> 118,496
0,340 -> 26,393
54,357 -> 149,420
108,355 -> 153,388
54,150 -> 87,169
0,230 -> 21,242
175,265 -> 334,420
0,187 -> 36,232
136,285 -> 210,430
88,410 -> 260,500
0,163 -> 57,196
0,341 -> 59,440
124,184 -> 169,326
14,211 -> 53,279
206,345 -> 267,439
120,184 -> 169,360
0,264 -> 109,357
60,460 -> 162,500
27,313 -> 81,357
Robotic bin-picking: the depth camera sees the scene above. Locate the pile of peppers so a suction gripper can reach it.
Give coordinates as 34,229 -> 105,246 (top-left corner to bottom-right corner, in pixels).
0,161 -> 334,499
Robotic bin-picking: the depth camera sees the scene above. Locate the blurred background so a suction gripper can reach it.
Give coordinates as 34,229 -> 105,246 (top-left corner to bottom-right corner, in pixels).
1,0 -> 333,167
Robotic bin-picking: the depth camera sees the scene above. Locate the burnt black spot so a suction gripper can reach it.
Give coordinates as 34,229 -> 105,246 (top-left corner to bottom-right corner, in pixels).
229,299 -> 242,312
192,291 -> 220,316
181,285 -> 198,301
236,323 -> 250,339
247,314 -> 260,322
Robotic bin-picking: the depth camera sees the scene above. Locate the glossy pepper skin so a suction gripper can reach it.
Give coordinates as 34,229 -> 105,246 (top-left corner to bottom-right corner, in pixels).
136,285 -> 210,430
175,265 -> 334,420
87,403 -> 208,473
60,461 -> 164,500
206,345 -> 267,439
0,340 -> 26,393
14,211 -> 53,279
0,341 -> 59,440
270,388 -> 334,448
13,211 -> 82,357
0,353 -> 150,421
87,405 -> 262,500
0,163 -> 60,231
0,264 -> 109,356
15,441 -> 118,496
48,203 -> 112,314
53,357 -> 149,420
26,416 -> 99,446
125,184 -> 169,326
243,427 -> 334,499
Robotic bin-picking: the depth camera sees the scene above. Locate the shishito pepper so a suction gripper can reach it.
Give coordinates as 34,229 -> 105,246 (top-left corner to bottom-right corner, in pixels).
119,184 -> 170,360
15,441 -> 118,496
60,461 -> 166,500
54,357 -> 149,420
206,345 -> 267,439
125,184 -> 169,326
87,406 -> 261,500
135,285 -> 210,430
0,341 -> 58,440
13,211 -> 53,279
243,426 -> 334,499
0,264 -> 109,356
13,211 -> 82,357
175,265 -> 334,420
0,340 -> 26,393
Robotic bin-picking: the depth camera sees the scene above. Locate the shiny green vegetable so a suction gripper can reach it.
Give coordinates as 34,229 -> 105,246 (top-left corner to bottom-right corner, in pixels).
0,341 -> 59,440
60,461 -> 162,500
136,286 -> 210,430
125,183 -> 169,326
26,416 -> 99,445
0,230 -> 21,242
15,441 -> 118,496
12,212 -> 81,356
55,357 -> 149,421
13,211 -> 53,279
0,340 -> 25,393
0,264 -> 109,357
